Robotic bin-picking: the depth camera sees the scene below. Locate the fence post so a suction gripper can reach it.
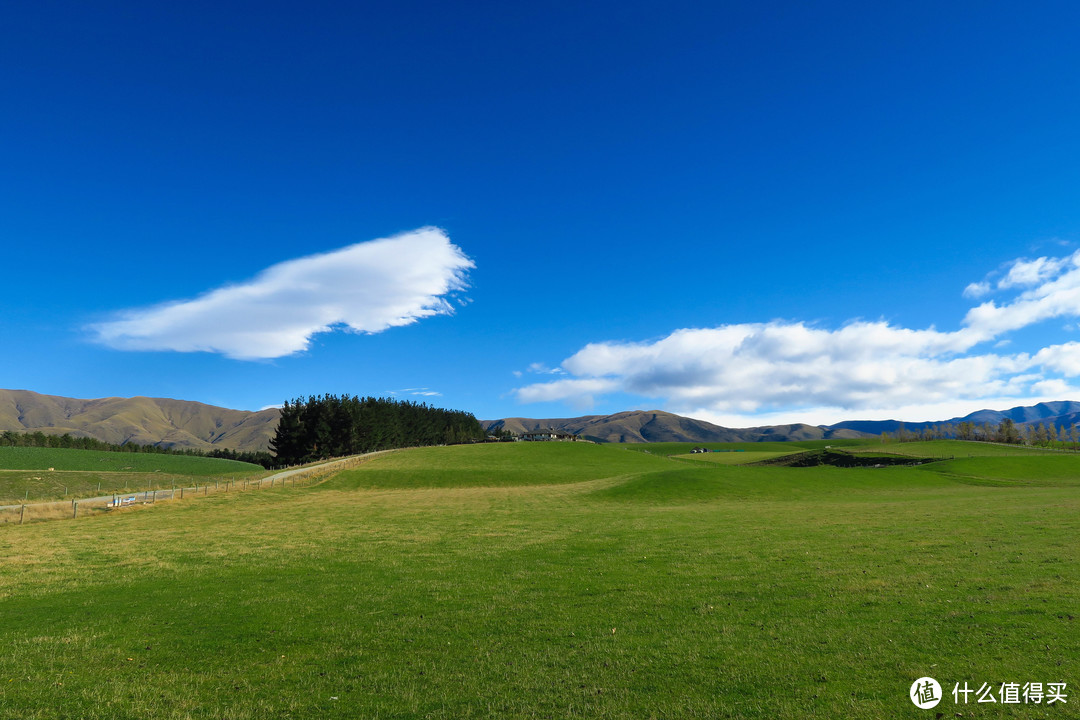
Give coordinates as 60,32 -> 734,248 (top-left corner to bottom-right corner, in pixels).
19,505 -> 25,525
153,490 -> 157,503
73,502 -> 78,519
181,487 -> 185,499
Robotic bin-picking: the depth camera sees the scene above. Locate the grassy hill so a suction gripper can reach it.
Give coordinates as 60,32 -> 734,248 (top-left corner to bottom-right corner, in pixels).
0,389 -> 279,451
1,440 -> 1077,718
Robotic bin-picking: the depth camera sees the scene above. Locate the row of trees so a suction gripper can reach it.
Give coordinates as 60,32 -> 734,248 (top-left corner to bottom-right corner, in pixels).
269,394 -> 486,465
0,430 -> 275,467
882,418 -> 1080,447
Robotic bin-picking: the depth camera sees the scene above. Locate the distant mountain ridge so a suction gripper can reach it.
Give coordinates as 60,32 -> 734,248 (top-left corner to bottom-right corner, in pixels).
0,389 -> 279,452
828,401 -> 1080,436
482,410 -> 871,443
4,388 -> 1079,451
485,401 -> 1080,444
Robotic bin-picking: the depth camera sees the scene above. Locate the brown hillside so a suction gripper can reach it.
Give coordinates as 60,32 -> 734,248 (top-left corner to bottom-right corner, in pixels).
0,389 -> 279,452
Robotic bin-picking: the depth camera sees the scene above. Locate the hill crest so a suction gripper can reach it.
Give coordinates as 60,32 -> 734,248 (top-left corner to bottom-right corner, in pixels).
483,410 -> 870,443
0,389 -> 279,452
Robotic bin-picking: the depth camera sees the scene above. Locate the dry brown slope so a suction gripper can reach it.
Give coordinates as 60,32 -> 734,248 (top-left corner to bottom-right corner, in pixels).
0,389 -> 279,451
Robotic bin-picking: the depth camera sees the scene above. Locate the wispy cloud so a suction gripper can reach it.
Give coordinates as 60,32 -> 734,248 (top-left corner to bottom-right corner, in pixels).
962,281 -> 991,299
526,362 -> 566,375
401,387 -> 443,397
90,227 -> 473,360
515,249 -> 1080,423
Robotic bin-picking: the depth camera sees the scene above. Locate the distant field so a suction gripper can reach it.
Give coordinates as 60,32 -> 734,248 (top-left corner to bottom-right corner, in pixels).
846,440 -> 1066,458
323,441 -> 673,490
0,446 -> 263,502
671,450 -> 799,464
1,440 -> 1077,719
623,439 -> 873,458
928,454 -> 1080,486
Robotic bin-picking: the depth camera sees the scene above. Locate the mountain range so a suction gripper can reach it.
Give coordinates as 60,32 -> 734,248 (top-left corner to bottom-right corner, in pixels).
0,389 -> 279,452
482,402 -> 1080,443
481,411 -> 871,444
4,388 -> 1080,452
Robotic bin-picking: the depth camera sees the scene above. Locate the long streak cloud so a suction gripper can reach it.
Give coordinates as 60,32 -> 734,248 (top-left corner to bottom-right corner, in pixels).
91,227 -> 474,360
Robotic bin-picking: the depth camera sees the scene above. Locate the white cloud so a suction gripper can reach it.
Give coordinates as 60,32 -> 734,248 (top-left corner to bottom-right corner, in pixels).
514,249 -> 1080,424
514,378 -> 620,410
525,362 -> 566,375
527,321 -> 1021,414
390,387 -> 444,397
963,281 -> 991,299
686,393 -> 1080,428
998,254 -> 1075,289
963,258 -> 1080,338
90,227 -> 473,360
1031,342 -> 1080,375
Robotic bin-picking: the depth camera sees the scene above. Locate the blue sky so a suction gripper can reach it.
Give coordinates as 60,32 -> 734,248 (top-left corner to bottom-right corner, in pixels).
4,1 -> 1080,426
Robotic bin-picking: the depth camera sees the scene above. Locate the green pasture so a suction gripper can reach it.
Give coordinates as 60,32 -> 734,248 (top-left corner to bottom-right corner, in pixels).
625,439 -> 873,458
0,446 -> 263,502
671,450 -> 799,465
1,440 -> 1077,719
846,440 -> 1065,458
323,441 -> 673,490
928,454 -> 1080,486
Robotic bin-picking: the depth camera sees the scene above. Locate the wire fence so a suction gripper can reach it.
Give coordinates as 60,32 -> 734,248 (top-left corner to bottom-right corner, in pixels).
0,453 -> 379,527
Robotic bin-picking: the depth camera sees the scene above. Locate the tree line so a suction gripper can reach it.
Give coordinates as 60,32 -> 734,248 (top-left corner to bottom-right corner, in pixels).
882,418 -> 1080,447
0,430 -> 276,467
269,394 -> 486,465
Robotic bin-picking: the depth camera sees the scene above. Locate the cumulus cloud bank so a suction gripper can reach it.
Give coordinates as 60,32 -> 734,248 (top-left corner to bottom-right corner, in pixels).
91,227 -> 473,360
516,249 -> 1080,421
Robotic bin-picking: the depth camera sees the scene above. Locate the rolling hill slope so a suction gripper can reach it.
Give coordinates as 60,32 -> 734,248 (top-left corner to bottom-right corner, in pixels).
0,389 -> 279,452
482,410 -> 872,443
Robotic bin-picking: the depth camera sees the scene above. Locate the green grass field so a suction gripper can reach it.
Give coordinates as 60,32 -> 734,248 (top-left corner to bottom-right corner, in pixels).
846,440 -> 1067,458
623,439 -> 873,458
0,446 -> 264,502
671,450 -> 799,465
1,440 -> 1077,719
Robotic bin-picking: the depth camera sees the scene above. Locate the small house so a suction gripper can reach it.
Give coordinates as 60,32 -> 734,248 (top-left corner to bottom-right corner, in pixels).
521,428 -> 581,442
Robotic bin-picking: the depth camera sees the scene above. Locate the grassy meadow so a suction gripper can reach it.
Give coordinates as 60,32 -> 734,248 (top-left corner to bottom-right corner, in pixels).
845,440 -> 1068,458
669,451 -> 799,465
0,446 -> 264,503
1,441 -> 1077,718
